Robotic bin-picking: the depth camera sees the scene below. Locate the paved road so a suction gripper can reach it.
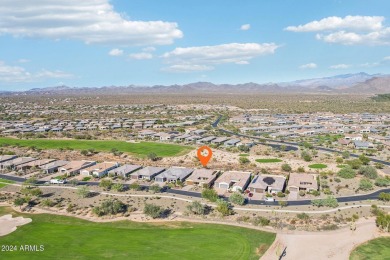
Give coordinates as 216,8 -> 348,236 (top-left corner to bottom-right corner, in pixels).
2,174 -> 389,207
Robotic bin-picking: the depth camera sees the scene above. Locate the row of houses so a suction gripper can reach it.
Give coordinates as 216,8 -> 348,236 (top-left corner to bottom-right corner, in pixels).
0,155 -> 318,194
0,115 -> 212,134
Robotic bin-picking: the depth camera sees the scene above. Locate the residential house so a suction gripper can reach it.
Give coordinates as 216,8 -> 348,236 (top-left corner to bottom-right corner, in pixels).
248,174 -> 286,194
185,169 -> 219,187
287,173 -> 318,192
80,162 -> 119,178
16,159 -> 55,171
0,157 -> 37,170
353,140 -> 374,149
108,164 -> 142,178
154,167 -> 194,183
214,171 -> 251,192
58,160 -> 96,176
130,166 -> 165,180
40,160 -> 69,174
224,139 -> 241,147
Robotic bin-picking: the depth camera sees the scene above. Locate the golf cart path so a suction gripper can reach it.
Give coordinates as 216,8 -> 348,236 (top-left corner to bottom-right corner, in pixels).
261,217 -> 390,260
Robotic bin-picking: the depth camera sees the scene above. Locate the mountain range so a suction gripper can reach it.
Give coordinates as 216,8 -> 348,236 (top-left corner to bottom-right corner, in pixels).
2,72 -> 390,95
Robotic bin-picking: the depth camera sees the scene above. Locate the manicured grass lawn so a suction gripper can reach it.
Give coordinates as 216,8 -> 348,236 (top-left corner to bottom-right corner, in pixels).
0,178 -> 14,188
0,207 -> 275,260
308,164 -> 328,169
0,137 -> 193,157
350,237 -> 390,260
255,158 -> 283,163
239,153 -> 249,157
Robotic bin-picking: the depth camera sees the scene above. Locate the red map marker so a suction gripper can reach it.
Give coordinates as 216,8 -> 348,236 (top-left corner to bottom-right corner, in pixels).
197,146 -> 212,167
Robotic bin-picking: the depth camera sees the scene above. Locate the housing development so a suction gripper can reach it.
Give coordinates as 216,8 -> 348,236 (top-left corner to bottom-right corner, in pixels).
0,1 -> 390,260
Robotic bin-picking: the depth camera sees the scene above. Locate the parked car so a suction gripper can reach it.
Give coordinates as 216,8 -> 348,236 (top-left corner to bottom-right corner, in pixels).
264,196 -> 275,202
50,179 -> 67,184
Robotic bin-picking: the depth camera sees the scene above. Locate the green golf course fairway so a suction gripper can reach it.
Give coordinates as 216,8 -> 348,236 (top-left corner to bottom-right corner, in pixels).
0,207 -> 275,260
350,237 -> 390,260
0,137 -> 193,157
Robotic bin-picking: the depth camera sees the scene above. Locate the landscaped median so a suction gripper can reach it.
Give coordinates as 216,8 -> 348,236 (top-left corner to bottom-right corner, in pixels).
0,137 -> 193,157
255,158 -> 283,163
0,207 -> 276,260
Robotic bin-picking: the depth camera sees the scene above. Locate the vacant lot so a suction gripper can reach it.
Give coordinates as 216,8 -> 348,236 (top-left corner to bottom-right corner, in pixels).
0,138 -> 193,157
350,237 -> 390,260
0,207 -> 275,260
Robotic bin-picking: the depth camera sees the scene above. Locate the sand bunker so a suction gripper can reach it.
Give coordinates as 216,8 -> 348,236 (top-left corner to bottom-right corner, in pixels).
0,214 -> 32,236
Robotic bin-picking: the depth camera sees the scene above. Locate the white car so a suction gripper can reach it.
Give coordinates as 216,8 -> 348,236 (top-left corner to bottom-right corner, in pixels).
264,197 -> 275,202
50,179 -> 67,184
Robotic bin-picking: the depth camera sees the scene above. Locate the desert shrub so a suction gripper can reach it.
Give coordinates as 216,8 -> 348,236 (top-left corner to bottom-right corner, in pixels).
359,178 -> 373,191
99,179 -> 113,190
311,196 -> 338,208
93,199 -> 126,217
149,184 -> 161,193
337,165 -> 356,179
77,185 -> 90,198
378,192 -> 390,201
277,191 -> 285,198
375,177 -> 390,187
215,199 -> 233,216
143,203 -> 163,219
358,166 -> 378,179
186,201 -> 206,215
281,163 -> 292,172
239,157 -> 250,164
201,188 -> 219,202
112,183 -> 125,192
229,192 -> 245,205
251,216 -> 270,226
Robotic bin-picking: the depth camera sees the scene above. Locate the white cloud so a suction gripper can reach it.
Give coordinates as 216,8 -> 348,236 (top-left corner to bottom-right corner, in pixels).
162,43 -> 278,72
108,48 -> 124,56
240,24 -> 251,31
299,63 -> 317,69
383,56 -> 390,61
359,62 -> 380,68
285,15 -> 384,32
316,29 -> 390,45
329,64 -> 350,69
162,64 -> 214,73
142,47 -> 156,52
286,15 -> 390,45
0,0 -> 183,46
129,52 -> 153,60
0,61 -> 72,83
236,61 -> 249,65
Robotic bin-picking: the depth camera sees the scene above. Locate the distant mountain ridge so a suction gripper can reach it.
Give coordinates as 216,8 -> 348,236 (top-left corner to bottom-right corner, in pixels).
3,72 -> 390,95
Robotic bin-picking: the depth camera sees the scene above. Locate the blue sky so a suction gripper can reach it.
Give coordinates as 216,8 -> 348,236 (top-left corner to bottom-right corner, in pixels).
0,0 -> 389,90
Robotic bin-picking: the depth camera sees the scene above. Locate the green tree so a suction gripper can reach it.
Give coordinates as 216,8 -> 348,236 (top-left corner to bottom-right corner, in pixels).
201,188 -> 219,202
80,150 -> 89,156
99,179 -> 113,191
13,197 -> 25,209
229,192 -> 245,205
346,159 -> 363,169
358,166 -> 378,179
143,203 -> 163,219
215,199 -> 233,216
